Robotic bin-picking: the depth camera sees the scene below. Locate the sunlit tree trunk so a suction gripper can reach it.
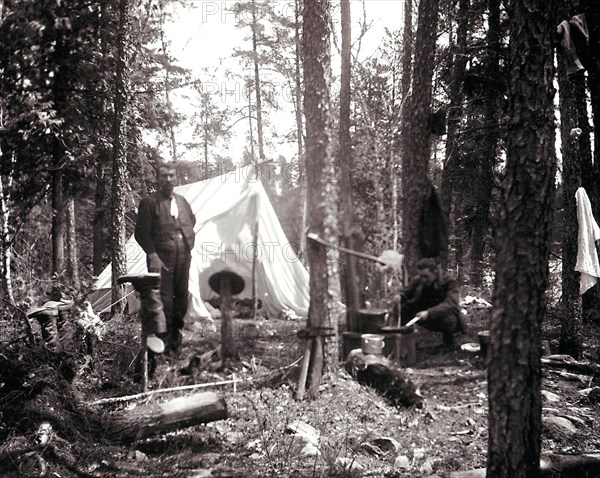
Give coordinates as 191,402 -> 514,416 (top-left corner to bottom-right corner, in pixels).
51,168 -> 66,275
66,198 -> 80,289
400,0 -> 440,272
303,0 -> 341,382
110,0 -> 130,314
338,0 -> 360,331
92,0 -> 110,276
51,17 -> 68,276
0,151 -> 14,304
251,2 -> 264,160
159,1 -> 177,163
295,0 -> 308,260
487,0 -> 557,475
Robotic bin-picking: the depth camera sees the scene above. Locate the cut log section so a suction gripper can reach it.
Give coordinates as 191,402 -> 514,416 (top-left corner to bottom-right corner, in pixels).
109,391 -> 227,442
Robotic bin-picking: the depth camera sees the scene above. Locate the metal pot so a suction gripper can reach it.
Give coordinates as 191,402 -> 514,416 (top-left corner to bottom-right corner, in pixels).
361,334 -> 385,355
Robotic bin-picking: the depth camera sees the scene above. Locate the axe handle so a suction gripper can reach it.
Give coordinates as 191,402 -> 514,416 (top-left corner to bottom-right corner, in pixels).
307,233 -> 386,265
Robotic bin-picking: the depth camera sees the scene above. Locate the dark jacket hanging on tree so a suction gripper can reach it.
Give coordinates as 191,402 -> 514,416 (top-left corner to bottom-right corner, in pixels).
418,181 -> 448,258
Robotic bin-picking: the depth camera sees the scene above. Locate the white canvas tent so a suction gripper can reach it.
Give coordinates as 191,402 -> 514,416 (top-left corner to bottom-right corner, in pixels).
91,165 -> 309,319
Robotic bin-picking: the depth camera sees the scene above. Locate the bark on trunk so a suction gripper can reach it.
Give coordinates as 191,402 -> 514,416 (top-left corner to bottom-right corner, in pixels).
441,0 -> 470,272
400,0 -> 440,272
92,159 -> 108,276
338,0 -> 360,332
0,170 -> 14,304
303,0 -> 341,380
110,0 -> 130,314
66,198 -> 79,289
556,0 -> 586,359
486,1 -> 557,476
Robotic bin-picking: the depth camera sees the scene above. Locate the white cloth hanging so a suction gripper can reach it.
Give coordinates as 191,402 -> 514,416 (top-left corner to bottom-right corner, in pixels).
170,197 -> 179,219
575,187 -> 600,294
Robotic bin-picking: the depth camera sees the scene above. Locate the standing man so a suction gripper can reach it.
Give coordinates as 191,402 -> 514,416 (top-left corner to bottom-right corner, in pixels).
135,162 -> 196,353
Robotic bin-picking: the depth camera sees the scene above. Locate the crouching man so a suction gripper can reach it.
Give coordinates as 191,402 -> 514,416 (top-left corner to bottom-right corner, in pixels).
399,258 -> 467,348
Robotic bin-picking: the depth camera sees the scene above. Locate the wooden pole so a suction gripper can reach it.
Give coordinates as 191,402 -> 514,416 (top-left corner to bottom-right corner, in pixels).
251,196 -> 259,321
141,336 -> 148,392
307,335 -> 324,399
220,275 -> 235,359
296,338 -> 313,400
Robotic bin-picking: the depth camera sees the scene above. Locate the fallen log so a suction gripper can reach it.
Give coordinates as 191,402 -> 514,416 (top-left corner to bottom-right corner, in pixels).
109,391 -> 227,442
542,356 -> 600,378
450,452 -> 600,478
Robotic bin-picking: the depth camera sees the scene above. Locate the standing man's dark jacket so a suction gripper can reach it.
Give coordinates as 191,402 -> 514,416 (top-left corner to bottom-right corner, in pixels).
135,191 -> 196,256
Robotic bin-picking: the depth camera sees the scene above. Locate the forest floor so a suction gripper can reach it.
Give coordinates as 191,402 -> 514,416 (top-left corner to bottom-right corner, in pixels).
1,299 -> 600,478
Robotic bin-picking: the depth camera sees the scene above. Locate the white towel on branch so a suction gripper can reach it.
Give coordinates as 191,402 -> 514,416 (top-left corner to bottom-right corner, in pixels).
575,187 -> 600,294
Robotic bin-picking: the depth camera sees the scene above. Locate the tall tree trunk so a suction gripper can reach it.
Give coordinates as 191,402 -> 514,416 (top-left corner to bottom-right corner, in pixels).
303,0 -> 341,380
400,0 -> 413,102
247,91 -> 255,164
51,22 -> 68,276
556,1 -> 586,359
66,198 -> 80,289
110,0 -> 130,314
0,1 -> 11,305
470,0 -> 501,286
0,153 -> 14,304
338,0 -> 360,331
400,0 -> 440,272
580,0 -> 600,323
582,0 -> 600,212
251,0 -> 265,162
441,0 -> 470,273
93,159 -> 108,275
396,0 -> 413,250
487,0 -> 557,476
92,0 -> 110,277
159,1 -> 177,163
51,168 -> 66,275
295,0 -> 307,260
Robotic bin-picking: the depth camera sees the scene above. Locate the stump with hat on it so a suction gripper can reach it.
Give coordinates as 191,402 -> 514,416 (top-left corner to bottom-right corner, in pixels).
208,269 -> 245,361
117,272 -> 166,391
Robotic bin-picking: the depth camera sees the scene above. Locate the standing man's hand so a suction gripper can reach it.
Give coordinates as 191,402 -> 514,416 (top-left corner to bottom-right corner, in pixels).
148,252 -> 166,272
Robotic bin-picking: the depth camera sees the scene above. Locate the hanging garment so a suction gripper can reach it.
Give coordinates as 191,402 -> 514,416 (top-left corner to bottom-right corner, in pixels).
418,181 -> 448,258
557,20 -> 585,76
575,187 -> 600,294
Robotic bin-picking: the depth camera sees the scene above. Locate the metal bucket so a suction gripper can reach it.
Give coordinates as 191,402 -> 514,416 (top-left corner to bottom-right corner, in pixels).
361,334 -> 385,355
